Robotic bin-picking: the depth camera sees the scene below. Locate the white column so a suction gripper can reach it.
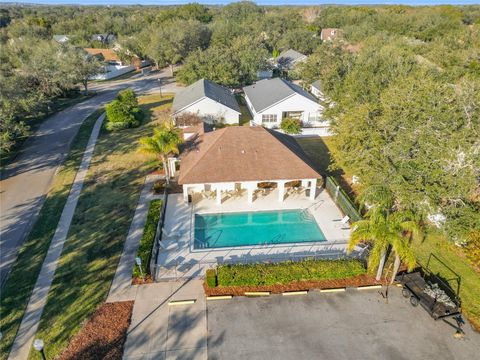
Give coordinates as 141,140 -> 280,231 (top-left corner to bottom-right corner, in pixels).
183,185 -> 189,203
247,187 -> 254,204
309,179 -> 317,201
169,158 -> 176,177
301,179 -> 309,187
278,181 -> 285,202
216,187 -> 222,205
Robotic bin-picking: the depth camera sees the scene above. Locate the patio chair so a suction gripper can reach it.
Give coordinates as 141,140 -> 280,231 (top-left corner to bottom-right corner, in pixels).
340,215 -> 350,225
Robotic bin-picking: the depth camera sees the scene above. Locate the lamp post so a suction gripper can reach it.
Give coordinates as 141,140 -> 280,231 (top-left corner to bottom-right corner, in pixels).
135,257 -> 144,281
158,77 -> 163,98
33,339 -> 46,360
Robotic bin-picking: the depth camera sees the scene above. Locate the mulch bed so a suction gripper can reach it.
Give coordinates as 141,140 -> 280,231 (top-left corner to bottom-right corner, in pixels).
204,274 -> 388,296
58,301 -> 134,360
131,275 -> 154,285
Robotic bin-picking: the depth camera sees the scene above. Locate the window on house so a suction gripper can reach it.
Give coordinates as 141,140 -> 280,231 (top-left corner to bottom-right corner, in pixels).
262,114 -> 277,123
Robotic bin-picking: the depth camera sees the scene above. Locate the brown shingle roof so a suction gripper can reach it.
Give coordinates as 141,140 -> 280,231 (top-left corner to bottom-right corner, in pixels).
178,126 -> 321,185
84,48 -> 120,62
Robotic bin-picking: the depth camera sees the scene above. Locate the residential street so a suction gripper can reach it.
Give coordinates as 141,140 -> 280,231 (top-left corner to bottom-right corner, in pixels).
0,70 -> 177,285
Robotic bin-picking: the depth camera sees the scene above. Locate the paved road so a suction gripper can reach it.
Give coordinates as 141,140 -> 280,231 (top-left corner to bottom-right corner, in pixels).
0,72 -> 169,285
208,287 -> 480,360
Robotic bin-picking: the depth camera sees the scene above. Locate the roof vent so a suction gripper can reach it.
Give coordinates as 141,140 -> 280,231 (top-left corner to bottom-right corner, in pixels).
241,150 -> 246,154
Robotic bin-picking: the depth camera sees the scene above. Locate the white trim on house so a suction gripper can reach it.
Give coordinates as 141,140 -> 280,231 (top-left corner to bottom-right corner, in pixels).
173,97 -> 241,125
245,91 -> 327,129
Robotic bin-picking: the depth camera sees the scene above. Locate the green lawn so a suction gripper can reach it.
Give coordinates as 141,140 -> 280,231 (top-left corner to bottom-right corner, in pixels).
295,136 -> 357,196
414,230 -> 480,331
235,94 -> 252,126
29,94 -> 173,359
1,92 -> 95,169
0,108 -> 103,360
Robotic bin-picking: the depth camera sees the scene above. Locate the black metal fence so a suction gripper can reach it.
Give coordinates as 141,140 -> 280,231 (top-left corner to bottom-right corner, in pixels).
149,186 -> 169,279
324,176 -> 362,222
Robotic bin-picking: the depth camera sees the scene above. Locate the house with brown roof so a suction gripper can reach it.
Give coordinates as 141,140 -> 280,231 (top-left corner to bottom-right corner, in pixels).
321,28 -> 340,41
84,48 -> 136,80
178,126 -> 321,204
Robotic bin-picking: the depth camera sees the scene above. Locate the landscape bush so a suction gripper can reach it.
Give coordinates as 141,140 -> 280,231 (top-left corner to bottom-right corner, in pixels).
133,199 -> 162,278
105,88 -> 142,131
206,269 -> 217,288
280,117 -> 302,135
216,259 -> 366,287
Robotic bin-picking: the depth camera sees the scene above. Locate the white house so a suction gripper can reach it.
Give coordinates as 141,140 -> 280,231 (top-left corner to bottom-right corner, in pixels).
276,49 -> 307,70
243,78 -> 328,129
310,80 -> 326,100
172,79 -> 241,125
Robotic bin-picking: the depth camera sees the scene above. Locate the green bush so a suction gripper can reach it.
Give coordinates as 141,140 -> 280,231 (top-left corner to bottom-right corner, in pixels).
133,199 -> 162,278
280,117 -> 302,134
206,269 -> 217,288
216,259 -> 366,286
105,88 -> 142,131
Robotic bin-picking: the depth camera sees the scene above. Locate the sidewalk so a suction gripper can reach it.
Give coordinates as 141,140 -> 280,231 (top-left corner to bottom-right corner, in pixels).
107,175 -> 163,303
8,113 -> 105,360
122,279 -> 207,360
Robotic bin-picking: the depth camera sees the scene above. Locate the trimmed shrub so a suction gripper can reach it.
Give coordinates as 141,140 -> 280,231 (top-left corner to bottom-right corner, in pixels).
280,117 -> 302,134
216,259 -> 366,287
206,269 -> 217,288
105,88 -> 142,131
133,200 -> 162,278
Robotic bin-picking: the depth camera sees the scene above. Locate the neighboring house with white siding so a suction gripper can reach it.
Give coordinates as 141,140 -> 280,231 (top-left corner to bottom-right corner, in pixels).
310,80 -> 326,100
243,78 -> 328,129
172,79 -> 241,125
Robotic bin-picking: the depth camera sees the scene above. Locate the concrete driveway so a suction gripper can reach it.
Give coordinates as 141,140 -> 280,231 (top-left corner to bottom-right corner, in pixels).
207,287 -> 480,360
0,72 -> 167,284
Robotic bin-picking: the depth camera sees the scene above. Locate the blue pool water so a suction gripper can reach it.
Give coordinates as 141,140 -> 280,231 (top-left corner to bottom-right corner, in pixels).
194,209 -> 326,249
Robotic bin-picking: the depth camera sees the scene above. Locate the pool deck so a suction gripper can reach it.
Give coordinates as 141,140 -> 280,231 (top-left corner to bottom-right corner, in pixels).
156,188 -> 356,280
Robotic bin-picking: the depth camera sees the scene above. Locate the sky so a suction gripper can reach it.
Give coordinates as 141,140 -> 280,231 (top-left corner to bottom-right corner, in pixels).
1,1 -> 479,6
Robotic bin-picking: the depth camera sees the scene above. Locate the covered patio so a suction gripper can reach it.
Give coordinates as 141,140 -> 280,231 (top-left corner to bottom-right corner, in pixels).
178,126 -> 322,204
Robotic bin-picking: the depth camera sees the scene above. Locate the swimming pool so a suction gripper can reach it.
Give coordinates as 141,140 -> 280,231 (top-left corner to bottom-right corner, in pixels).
194,209 -> 326,249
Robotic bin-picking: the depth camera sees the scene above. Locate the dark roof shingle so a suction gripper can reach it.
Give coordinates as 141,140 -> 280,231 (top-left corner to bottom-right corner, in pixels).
172,79 -> 240,114
243,78 -> 318,113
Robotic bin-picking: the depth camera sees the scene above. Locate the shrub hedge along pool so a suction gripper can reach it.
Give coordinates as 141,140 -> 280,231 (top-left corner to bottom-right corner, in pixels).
211,259 -> 366,287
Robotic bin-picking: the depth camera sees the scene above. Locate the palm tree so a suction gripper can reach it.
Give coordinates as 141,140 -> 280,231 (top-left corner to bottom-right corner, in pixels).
138,122 -> 183,183
348,186 -> 421,283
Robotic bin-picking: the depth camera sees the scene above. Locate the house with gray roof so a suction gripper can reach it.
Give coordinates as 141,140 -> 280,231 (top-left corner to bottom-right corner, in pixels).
276,49 -> 307,70
243,78 -> 327,129
172,79 -> 241,125
310,80 -> 325,100
53,35 -> 70,44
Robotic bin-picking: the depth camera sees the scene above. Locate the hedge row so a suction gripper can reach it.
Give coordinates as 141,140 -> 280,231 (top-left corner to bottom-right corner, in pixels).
133,199 -> 162,278
213,259 -> 366,287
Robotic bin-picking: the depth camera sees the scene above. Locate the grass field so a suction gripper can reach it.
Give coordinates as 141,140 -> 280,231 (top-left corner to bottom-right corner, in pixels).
295,136 -> 357,196
414,230 -> 480,331
0,108 -> 103,360
29,94 -> 173,359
